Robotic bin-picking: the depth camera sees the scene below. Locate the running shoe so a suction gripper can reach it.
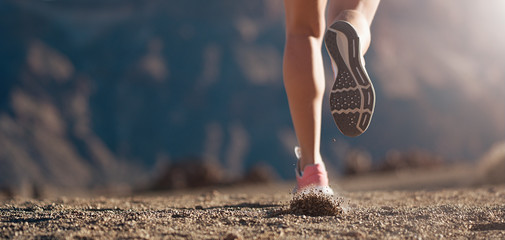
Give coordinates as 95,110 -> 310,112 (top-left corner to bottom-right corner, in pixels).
293,147 -> 334,195
324,21 -> 375,137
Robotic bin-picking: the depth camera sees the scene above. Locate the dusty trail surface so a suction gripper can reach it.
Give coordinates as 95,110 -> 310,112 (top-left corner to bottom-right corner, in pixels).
1,180 -> 505,239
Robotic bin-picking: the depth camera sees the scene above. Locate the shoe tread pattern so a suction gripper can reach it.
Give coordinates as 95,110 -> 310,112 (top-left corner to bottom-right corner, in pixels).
325,21 -> 375,137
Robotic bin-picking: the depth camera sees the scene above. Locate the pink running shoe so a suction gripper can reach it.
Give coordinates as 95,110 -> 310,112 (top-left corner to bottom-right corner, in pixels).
293,147 -> 334,195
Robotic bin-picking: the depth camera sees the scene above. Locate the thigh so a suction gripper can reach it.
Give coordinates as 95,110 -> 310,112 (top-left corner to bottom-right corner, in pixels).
284,0 -> 327,37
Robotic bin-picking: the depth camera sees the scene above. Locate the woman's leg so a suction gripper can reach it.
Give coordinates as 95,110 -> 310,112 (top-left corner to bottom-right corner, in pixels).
283,0 -> 328,171
283,0 -> 380,173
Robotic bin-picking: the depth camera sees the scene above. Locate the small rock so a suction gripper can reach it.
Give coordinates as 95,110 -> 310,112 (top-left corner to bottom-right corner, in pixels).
223,232 -> 243,240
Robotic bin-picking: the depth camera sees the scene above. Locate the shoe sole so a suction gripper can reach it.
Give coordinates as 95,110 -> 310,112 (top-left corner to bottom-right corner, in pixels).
294,185 -> 335,196
324,21 -> 375,137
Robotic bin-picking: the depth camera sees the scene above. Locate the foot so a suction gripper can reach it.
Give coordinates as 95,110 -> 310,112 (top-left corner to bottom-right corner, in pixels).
293,147 -> 334,195
324,21 -> 375,137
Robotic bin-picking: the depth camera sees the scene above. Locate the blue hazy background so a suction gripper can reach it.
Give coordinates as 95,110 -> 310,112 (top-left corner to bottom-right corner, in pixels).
1,0 -> 504,193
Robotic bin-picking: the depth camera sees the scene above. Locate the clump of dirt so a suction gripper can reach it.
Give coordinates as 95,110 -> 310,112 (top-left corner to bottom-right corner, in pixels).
288,190 -> 343,216
267,189 -> 344,217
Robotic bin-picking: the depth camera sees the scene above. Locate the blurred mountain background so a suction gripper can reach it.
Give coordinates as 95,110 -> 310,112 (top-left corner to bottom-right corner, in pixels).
1,0 -> 504,195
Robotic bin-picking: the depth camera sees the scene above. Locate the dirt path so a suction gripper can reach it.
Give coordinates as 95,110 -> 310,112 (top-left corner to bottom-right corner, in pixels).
1,180 -> 505,239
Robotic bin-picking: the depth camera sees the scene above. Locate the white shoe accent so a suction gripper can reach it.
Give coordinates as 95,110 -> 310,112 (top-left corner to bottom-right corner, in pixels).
335,31 -> 351,72
330,86 -> 360,93
294,185 -> 335,197
331,108 -> 373,115
294,146 -> 302,160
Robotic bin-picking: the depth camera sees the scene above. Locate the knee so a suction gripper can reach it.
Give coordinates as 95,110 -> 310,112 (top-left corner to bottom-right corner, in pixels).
286,23 -> 325,40
285,15 -> 326,41
284,0 -> 327,40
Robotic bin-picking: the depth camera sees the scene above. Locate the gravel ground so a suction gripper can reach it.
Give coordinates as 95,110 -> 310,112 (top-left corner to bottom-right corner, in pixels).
1,181 -> 505,239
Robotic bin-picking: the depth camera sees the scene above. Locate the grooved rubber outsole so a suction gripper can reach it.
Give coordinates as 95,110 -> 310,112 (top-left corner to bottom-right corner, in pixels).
324,21 -> 375,137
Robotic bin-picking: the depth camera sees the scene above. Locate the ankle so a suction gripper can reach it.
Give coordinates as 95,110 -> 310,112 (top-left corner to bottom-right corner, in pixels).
299,155 -> 324,172
334,10 -> 371,53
